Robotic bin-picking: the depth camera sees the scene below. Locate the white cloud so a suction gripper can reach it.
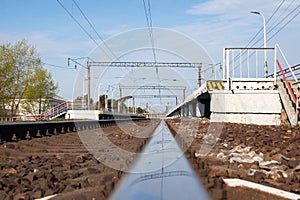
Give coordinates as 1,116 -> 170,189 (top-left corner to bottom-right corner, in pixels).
186,0 -> 243,15
186,0 -> 278,17
178,0 -> 300,64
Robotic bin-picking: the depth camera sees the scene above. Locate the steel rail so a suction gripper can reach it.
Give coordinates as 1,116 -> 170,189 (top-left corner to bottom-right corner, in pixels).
109,121 -> 210,200
0,117 -> 146,143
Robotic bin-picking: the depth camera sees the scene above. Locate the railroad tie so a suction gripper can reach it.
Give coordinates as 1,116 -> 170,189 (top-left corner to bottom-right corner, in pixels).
11,133 -> 17,141
36,129 -> 41,137
25,131 -> 31,140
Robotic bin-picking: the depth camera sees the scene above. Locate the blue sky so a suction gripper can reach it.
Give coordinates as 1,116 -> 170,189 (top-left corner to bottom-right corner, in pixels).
1,0 -> 299,103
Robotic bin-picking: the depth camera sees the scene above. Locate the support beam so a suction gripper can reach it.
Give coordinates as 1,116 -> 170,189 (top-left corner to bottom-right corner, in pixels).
88,61 -> 203,68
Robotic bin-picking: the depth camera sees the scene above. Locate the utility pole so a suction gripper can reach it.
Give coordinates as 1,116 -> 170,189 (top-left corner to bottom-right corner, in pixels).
132,97 -> 135,113
105,90 -> 108,111
118,85 -> 122,113
68,57 -> 92,110
251,11 -> 267,77
87,59 -> 91,110
98,84 -> 101,110
111,88 -> 114,112
82,79 -> 85,109
198,63 -> 202,88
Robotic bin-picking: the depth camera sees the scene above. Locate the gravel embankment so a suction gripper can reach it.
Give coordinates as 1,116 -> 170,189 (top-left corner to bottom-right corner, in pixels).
0,119 -> 160,200
166,117 -> 300,200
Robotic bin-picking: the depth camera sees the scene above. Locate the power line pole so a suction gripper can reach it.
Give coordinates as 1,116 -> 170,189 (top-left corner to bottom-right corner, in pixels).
87,59 -> 91,110
198,64 -> 202,88
68,57 -> 92,109
251,11 -> 267,77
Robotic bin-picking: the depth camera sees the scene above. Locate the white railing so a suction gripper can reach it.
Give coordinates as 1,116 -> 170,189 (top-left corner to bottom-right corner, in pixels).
39,101 -> 72,120
223,44 -> 299,123
223,47 -> 276,81
274,44 -> 299,123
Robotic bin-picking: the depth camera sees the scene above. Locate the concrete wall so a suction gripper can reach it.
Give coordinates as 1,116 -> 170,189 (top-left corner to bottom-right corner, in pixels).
210,90 -> 282,125
66,110 -> 100,120
211,113 -> 281,125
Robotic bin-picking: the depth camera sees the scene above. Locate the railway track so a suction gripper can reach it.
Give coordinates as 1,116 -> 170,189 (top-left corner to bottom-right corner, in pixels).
109,120 -> 210,200
0,118 -> 145,143
1,116 -> 299,199
0,119 -> 159,200
166,117 -> 300,199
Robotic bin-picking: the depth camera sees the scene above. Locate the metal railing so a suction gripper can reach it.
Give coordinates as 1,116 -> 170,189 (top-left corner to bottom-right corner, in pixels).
273,44 -> 299,123
39,101 -> 72,120
223,47 -> 275,80
223,44 -> 299,124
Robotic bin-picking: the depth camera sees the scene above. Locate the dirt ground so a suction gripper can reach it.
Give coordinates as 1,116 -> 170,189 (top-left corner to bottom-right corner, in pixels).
0,119 -> 160,200
166,117 -> 300,200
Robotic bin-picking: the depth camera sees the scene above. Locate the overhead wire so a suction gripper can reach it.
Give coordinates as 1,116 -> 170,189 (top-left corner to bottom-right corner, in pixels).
71,0 -> 119,61
267,0 -> 295,32
58,0 -> 131,90
71,0 -> 131,76
42,62 -> 67,69
230,0 -> 286,68
147,0 -> 157,63
142,0 -> 157,65
142,0 -> 162,103
230,1 -> 300,74
248,2 -> 300,50
268,4 -> 300,41
56,0 -> 101,48
250,1 -> 299,48
235,4 -> 300,75
267,3 -> 300,38
244,0 -> 286,48
57,0 -> 125,67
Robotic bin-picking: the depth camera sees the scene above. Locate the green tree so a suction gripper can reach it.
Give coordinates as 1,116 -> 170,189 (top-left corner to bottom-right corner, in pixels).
0,40 -> 57,118
75,94 -> 93,105
136,107 -> 145,114
23,68 -> 57,115
0,44 -> 15,116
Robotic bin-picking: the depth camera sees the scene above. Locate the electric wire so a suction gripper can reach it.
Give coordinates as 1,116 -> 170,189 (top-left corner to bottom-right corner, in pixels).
142,0 -> 157,63
142,0 -> 162,102
268,4 -> 300,42
234,6 -> 300,76
267,3 -> 300,38
245,0 -> 286,48
71,0 -> 119,61
230,0 -> 286,67
249,1 -> 299,48
268,0 -> 295,32
42,62 -> 67,69
57,0 -> 120,67
58,0 -> 131,92
56,0 -> 100,48
230,0 -> 286,68
230,1 -> 300,74
71,0 -> 131,75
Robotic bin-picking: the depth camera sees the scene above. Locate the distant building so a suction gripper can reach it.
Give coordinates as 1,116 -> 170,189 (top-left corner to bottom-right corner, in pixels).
1,95 -> 67,121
